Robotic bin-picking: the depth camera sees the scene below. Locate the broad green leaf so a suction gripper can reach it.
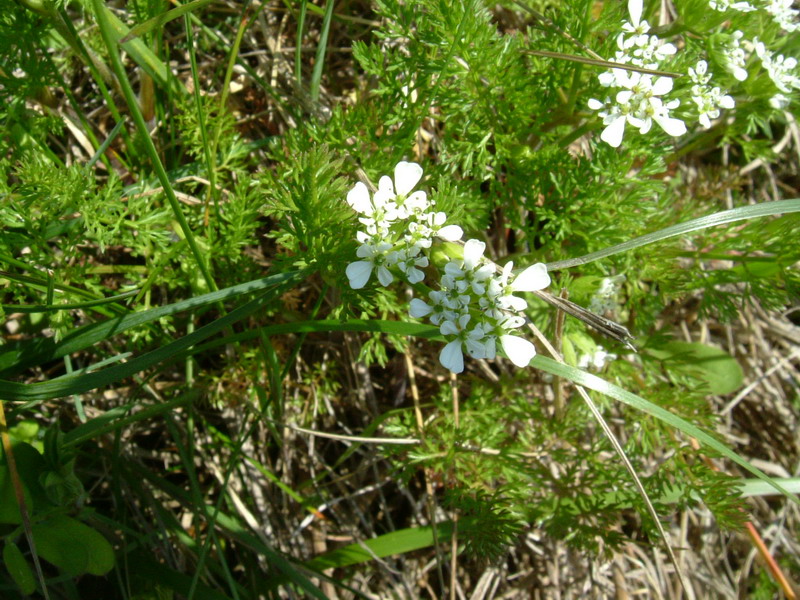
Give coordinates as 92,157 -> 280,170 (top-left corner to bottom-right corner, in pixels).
3,540 -> 36,595
648,341 -> 744,395
32,515 -> 114,576
0,442 -> 49,523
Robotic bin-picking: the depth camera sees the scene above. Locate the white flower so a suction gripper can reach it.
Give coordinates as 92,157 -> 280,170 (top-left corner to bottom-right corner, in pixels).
390,246 -> 429,284
589,275 -> 625,314
755,41 -> 800,93
620,0 -> 650,48
373,161 -> 429,219
590,73 -> 686,147
722,31 -> 750,82
578,346 -> 618,370
765,0 -> 800,32
709,0 -> 756,12
770,93 -> 792,108
688,60 -> 735,129
689,60 -> 711,86
426,212 -> 463,241
630,37 -> 676,69
346,242 -> 394,289
409,293 -> 458,325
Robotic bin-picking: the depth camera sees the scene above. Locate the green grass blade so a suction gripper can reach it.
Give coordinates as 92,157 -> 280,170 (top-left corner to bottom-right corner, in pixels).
546,199 -> 800,271
304,522 -> 456,571
120,0 -> 216,43
295,0 -> 308,85
1,275 -> 304,403
2,290 -> 139,313
87,118 -> 125,168
0,271 -> 302,378
531,355 -> 800,506
310,0 -> 335,103
93,2 -> 186,96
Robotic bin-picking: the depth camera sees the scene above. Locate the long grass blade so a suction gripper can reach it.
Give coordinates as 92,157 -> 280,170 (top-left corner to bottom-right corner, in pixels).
120,0 -> 216,43
310,0 -> 336,102
546,199 -> 800,271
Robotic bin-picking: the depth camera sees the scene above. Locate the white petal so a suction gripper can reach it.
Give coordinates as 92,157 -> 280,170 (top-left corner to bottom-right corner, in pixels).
409,298 -> 433,318
394,161 -> 423,196
588,98 -> 604,110
637,117 -> 652,134
651,76 -> 674,96
654,114 -> 687,137
628,0 -> 643,26
377,266 -> 394,287
440,319 -> 460,336
511,263 -> 551,292
616,90 -> 633,104
346,261 -> 372,289
499,294 -> 528,312
346,182 -> 372,215
439,340 -> 464,373
499,335 -> 536,368
463,239 -> 486,270
406,268 -> 425,284
405,190 -> 429,212
601,116 -> 626,148
373,175 -> 395,205
466,337 -> 487,359
437,225 -> 463,241
598,72 -> 616,87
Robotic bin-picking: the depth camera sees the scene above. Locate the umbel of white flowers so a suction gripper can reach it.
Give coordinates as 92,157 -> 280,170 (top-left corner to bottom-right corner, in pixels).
588,0 -> 686,148
345,162 -> 551,374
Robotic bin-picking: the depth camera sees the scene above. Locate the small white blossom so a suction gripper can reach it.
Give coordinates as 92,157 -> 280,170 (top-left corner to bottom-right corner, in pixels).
373,161 -> 429,219
722,31 -> 750,82
754,40 -> 800,93
709,0 -> 756,12
390,246 -> 429,284
770,93 -> 792,108
765,0 -> 800,32
346,242 -> 394,289
688,60 -> 735,129
620,0 -> 651,48
578,346 -> 618,370
590,73 -> 686,148
589,275 -> 625,314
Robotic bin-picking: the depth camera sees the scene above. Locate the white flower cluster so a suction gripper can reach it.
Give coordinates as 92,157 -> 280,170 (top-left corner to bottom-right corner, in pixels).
721,31 -> 750,82
345,162 -> 551,374
588,0 -> 686,147
345,161 -> 463,290
709,0 -> 756,13
578,346 -> 618,371
688,60 -> 735,129
409,240 -> 550,373
752,38 -> 800,108
765,0 -> 800,32
589,275 -> 625,315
